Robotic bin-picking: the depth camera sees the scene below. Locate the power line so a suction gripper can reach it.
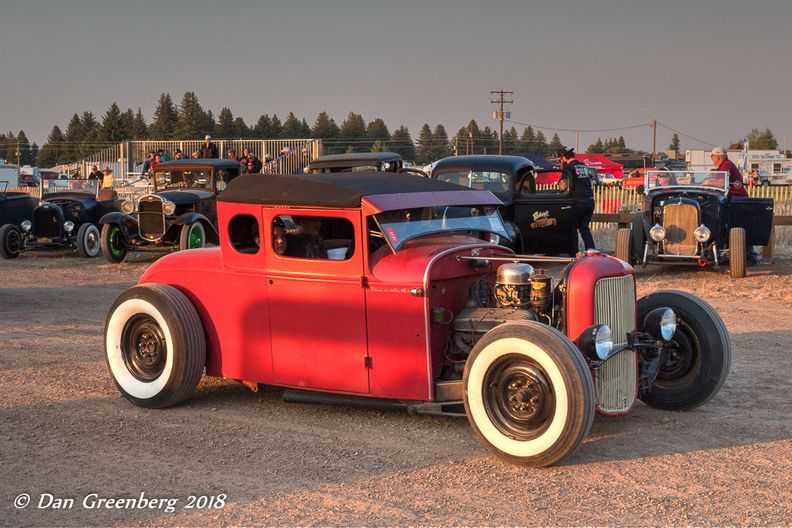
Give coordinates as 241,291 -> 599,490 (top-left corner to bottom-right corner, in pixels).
504,119 -> 652,134
656,122 -> 719,148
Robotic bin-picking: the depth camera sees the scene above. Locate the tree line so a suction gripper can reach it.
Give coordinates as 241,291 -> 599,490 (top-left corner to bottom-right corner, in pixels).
1,91 -> 782,168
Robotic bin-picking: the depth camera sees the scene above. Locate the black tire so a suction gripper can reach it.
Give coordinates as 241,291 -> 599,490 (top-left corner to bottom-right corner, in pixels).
637,290 -> 731,411
729,227 -> 746,279
632,212 -> 645,264
179,222 -> 206,251
0,224 -> 23,259
76,223 -> 101,258
615,228 -> 634,265
104,283 -> 206,408
101,223 -> 128,263
762,180 -> 770,187
463,321 -> 595,467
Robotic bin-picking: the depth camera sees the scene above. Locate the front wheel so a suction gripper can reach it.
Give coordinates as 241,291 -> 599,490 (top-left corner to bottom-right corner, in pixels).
463,321 -> 595,467
0,224 -> 23,259
637,290 -> 731,411
179,222 -> 205,251
729,227 -> 746,279
76,223 -> 101,258
105,283 -> 206,408
101,223 -> 128,263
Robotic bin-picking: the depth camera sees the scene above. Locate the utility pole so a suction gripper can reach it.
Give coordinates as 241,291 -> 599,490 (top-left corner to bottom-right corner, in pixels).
652,119 -> 657,162
491,90 -> 513,155
575,132 -> 579,154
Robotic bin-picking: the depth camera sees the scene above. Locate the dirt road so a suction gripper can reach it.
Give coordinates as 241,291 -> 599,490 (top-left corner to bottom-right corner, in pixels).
2,251 -> 792,526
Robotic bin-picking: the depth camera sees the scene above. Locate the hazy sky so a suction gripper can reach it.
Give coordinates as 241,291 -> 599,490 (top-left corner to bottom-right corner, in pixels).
3,0 -> 790,154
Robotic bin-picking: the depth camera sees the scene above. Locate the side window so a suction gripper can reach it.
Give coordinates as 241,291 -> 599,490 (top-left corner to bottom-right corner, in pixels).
229,214 -> 260,254
276,215 -> 354,260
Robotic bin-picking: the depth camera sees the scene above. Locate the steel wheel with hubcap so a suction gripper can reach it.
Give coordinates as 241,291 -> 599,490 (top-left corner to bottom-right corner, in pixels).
463,321 -> 595,467
105,283 -> 206,408
76,223 -> 101,258
101,223 -> 128,263
179,221 -> 205,251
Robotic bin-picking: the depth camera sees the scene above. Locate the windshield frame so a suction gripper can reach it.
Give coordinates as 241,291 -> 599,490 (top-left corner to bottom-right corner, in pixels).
644,170 -> 729,192
40,178 -> 99,197
153,168 -> 215,192
372,204 -> 510,253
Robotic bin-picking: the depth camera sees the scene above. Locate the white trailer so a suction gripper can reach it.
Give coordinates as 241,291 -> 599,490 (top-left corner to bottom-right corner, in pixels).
0,164 -> 20,187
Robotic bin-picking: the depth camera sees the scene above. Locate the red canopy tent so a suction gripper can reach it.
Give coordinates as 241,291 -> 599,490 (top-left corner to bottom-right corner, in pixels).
575,154 -> 624,180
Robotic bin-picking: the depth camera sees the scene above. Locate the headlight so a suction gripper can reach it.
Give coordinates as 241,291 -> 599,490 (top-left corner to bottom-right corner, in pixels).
649,224 -> 666,242
21,220 -> 31,231
162,201 -> 176,215
578,324 -> 614,361
64,221 -> 75,233
489,233 -> 500,245
121,200 -> 135,215
643,308 -> 676,341
694,225 -> 711,242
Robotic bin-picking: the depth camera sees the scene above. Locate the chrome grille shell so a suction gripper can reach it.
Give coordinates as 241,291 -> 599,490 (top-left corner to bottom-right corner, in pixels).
662,201 -> 700,257
138,195 -> 166,240
593,275 -> 637,414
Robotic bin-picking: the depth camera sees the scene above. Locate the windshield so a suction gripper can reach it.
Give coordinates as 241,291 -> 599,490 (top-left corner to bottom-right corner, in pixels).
645,170 -> 729,192
373,205 -> 510,252
434,170 -> 511,200
154,169 -> 213,191
41,178 -> 98,196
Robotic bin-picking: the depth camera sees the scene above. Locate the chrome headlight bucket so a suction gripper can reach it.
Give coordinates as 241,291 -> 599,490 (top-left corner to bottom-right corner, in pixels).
21,220 -> 31,232
649,224 -> 666,242
643,308 -> 676,341
64,221 -> 75,233
694,225 -> 711,242
121,200 -> 135,215
162,201 -> 176,215
488,232 -> 500,245
578,324 -> 614,361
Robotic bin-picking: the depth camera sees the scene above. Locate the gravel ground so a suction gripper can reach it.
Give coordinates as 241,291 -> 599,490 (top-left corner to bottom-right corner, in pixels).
1,249 -> 792,527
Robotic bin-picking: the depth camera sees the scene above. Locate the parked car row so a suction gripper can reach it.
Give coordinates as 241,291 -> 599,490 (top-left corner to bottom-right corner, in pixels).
1,153 -> 741,467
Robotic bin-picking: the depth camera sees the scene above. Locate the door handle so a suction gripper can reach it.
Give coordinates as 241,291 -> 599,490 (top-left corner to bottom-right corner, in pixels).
562,206 -> 572,209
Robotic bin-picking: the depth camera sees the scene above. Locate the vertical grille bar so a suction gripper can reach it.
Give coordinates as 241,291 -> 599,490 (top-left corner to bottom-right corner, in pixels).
594,276 -> 637,413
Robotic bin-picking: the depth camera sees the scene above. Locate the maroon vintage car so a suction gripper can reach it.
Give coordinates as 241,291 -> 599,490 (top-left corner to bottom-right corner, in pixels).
104,172 -> 731,467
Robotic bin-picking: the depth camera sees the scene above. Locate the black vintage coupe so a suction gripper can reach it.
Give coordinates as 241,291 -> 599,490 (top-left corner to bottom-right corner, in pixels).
0,179 -> 120,259
615,170 -> 773,278
431,155 -> 583,255
99,159 -> 241,263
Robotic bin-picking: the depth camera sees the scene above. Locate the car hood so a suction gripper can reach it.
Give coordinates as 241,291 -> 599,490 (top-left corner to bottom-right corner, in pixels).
154,189 -> 213,204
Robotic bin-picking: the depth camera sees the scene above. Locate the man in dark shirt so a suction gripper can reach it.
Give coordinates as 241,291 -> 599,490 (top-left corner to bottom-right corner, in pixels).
558,146 -> 596,251
199,135 -> 219,158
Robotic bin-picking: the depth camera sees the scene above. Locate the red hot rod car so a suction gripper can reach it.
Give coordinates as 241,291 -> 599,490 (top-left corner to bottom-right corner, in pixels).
105,172 -> 731,467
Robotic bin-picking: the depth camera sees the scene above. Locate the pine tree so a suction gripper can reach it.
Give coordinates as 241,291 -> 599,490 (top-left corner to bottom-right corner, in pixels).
503,127 -> 520,155
253,115 -> 272,138
130,108 -> 148,140
311,112 -> 340,154
431,124 -> 450,160
269,114 -> 283,139
100,102 -> 127,144
63,113 -> 84,162
534,130 -> 549,157
149,93 -> 178,140
586,138 -> 605,154
367,118 -> 390,143
215,107 -> 237,138
389,125 -> 415,161
36,125 -> 65,167
281,112 -> 305,138
548,134 -> 563,156
339,112 -> 367,152
415,124 -> 434,164
174,92 -> 207,140
668,133 -> 680,153
520,126 -> 536,154
79,112 -> 101,157
233,117 -> 250,138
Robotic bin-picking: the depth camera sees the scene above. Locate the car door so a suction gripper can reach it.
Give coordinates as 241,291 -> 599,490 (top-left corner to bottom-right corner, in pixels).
265,208 -> 370,394
513,170 -> 576,255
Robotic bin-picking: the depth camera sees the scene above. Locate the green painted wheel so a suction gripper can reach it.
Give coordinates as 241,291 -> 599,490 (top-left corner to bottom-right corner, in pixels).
179,222 -> 205,251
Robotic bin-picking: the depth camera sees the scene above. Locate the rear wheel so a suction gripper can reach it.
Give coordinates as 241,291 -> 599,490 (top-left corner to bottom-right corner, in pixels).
105,283 -> 206,408
729,227 -> 746,279
637,290 -> 731,411
179,222 -> 205,251
615,228 -> 634,265
76,223 -> 101,258
101,223 -> 128,263
463,321 -> 595,467
0,224 -> 23,259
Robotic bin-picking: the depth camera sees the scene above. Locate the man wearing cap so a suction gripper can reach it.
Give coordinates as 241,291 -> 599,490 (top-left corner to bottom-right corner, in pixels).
711,147 -> 748,199
557,146 -> 596,252
199,135 -> 219,159
712,147 -> 757,263
87,166 -> 103,181
141,150 -> 156,175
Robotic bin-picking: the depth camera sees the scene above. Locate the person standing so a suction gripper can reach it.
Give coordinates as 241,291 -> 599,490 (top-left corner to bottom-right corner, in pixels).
87,165 -> 103,181
557,146 -> 596,252
200,135 -> 219,158
101,167 -> 114,188
711,147 -> 757,264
